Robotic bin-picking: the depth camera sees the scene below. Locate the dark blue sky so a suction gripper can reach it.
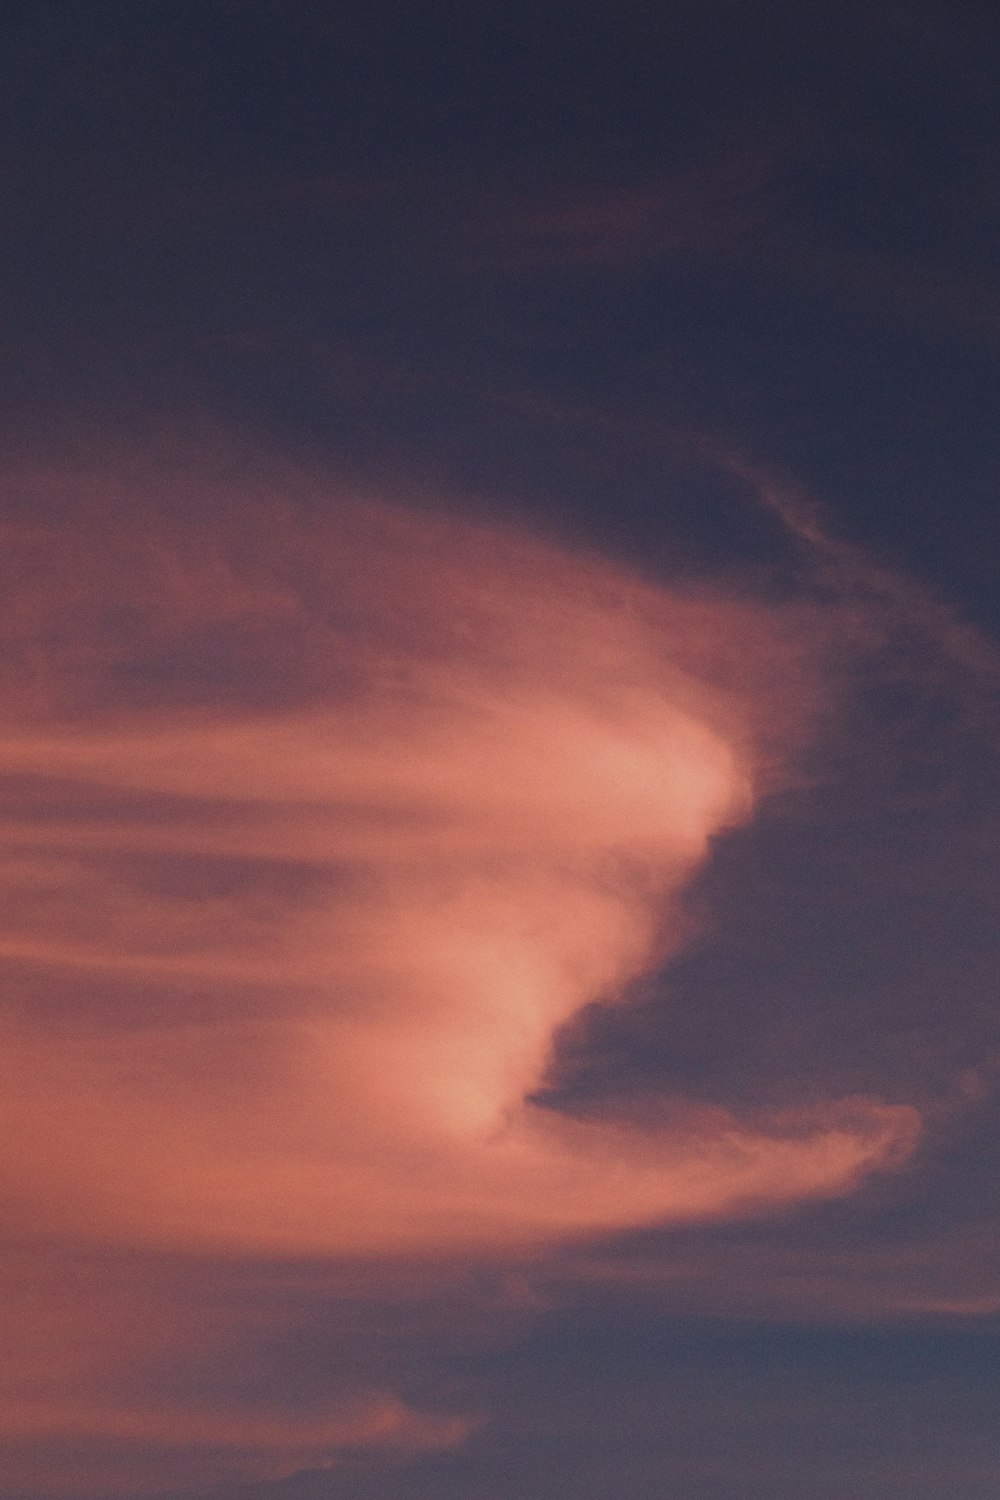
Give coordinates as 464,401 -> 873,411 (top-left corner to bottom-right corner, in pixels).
4,0 -> 1000,617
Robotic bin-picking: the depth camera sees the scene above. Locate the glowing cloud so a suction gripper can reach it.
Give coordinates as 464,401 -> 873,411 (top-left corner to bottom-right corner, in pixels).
0,455 -> 918,1258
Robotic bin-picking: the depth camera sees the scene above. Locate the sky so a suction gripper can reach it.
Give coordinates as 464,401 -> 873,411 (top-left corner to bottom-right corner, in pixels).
1,3 -> 999,1497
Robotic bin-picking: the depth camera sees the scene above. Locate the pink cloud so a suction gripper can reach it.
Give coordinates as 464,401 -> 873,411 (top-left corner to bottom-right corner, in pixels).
0,1388 -> 470,1497
0,445 -> 921,1491
0,452 -> 918,1257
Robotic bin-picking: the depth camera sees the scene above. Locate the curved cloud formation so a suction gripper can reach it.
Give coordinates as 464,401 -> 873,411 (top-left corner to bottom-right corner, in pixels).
0,455 -> 918,1257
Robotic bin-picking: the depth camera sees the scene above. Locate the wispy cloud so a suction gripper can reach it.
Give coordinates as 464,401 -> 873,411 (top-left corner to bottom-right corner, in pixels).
0,441 -> 927,1492
0,449 -> 918,1259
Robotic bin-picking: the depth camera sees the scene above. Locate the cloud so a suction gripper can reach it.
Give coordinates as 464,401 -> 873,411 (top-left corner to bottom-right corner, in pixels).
469,156 -> 772,271
0,443 -> 924,1495
0,449 -> 918,1260
0,1391 -> 469,1498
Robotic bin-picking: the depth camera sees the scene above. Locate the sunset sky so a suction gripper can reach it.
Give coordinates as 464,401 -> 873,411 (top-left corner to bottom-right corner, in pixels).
2,4 -> 1000,1498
